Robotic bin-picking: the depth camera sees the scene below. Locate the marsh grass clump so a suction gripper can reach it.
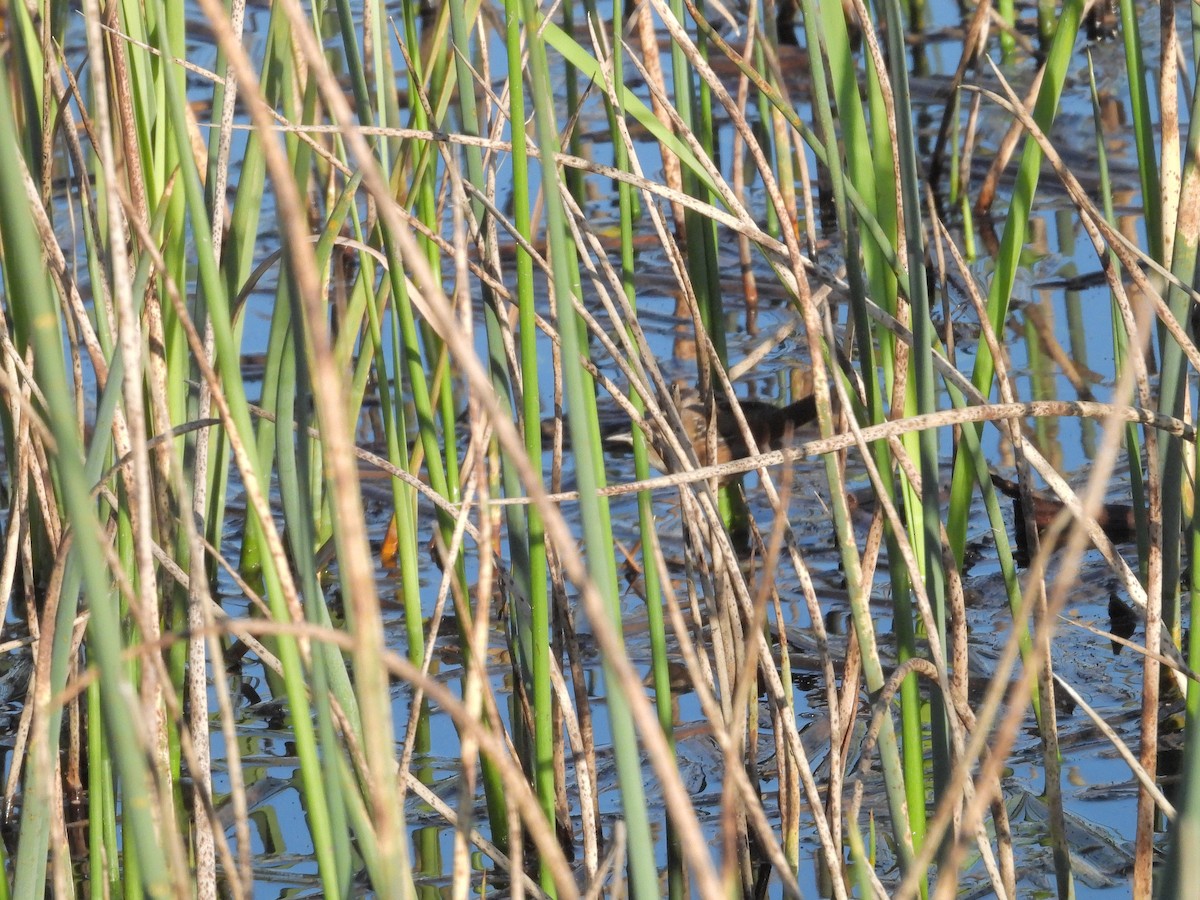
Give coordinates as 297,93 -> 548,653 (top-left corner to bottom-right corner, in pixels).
0,0 -> 1197,896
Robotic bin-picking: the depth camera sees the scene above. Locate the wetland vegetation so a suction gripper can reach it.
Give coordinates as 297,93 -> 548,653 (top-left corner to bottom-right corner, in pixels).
0,0 -> 1197,896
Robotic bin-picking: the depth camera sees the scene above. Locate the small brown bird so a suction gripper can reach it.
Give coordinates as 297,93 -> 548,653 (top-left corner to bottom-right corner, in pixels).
606,381 -> 818,476
990,473 -> 1139,565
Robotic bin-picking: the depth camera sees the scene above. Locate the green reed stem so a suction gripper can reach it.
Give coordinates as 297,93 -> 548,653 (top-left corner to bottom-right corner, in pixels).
1117,0 -> 1162,260
879,0 -> 953,815
395,0 -> 446,698
668,0 -> 726,368
1157,77 -> 1200,643
998,0 -> 1015,56
445,0 -> 519,848
602,3 -> 684,894
794,0 -> 918,874
821,0 -> 934,858
503,0 -> 556,889
522,2 -> 658,894
947,0 -> 1085,560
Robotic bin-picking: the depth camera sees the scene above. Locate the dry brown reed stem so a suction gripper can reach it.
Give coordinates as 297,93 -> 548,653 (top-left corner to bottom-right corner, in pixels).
455,414 -> 496,899
75,12 -> 193,891
60,622 -> 89,896
729,318 -> 804,381
894,406 -> 1158,896
549,560 -> 602,873
845,426 -> 955,720
975,63 -> 1046,215
166,421 -> 249,897
92,123 -> 233,890
675,516 -> 742,881
0,345 -> 48,630
0,331 -> 53,447
669,482 -> 834,894
1159,0 -> 1181,266
926,0 -> 991,197
959,84 -> 984,214
24,537 -> 67,873
16,145 -> 111,410
673,501 -> 810,885
770,650 -> 805,866
903,194 -> 1162,898
495,400 -> 1193,503
586,818 -> 627,899
102,25 -> 185,823
3,429 -> 39,804
936,408 -> 1139,898
544,625 -> 599,876
849,655 -> 1011,900
82,2 -> 164,699
1150,10 -> 1182,890
129,21 -> 304,650
630,0 -> 685,234
889,445 -> 1015,894
738,473 -> 803,868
